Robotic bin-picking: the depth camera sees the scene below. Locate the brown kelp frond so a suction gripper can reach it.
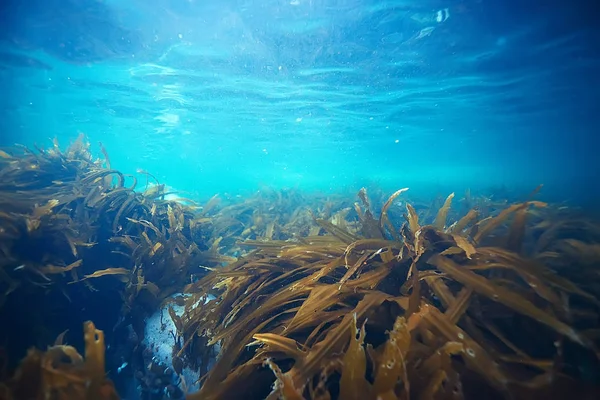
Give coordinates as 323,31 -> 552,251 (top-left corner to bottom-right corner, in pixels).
355,187 -> 385,239
473,201 -> 547,245
338,313 -> 370,400
172,189 -> 600,400
0,137 -> 226,356
427,254 -> 593,348
0,321 -> 117,400
434,192 -> 455,230
3,153 -> 600,400
370,314 -> 413,399
379,187 -> 409,241
192,190 -> 359,258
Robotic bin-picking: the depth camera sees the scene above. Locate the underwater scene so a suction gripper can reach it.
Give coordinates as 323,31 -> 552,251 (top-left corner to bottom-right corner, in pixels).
0,0 -> 599,399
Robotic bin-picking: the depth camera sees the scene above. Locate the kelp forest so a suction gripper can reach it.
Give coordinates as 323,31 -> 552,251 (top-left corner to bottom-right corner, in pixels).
0,136 -> 599,400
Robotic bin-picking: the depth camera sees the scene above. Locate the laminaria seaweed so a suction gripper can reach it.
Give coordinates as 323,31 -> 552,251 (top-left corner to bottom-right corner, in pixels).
1,137 -> 599,400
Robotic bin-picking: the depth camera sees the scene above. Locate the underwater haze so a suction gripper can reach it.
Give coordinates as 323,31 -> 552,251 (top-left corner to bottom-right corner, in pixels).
1,0 -> 599,202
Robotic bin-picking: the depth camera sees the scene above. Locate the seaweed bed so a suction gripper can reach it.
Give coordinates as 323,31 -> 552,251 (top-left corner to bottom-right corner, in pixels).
1,137 -> 600,400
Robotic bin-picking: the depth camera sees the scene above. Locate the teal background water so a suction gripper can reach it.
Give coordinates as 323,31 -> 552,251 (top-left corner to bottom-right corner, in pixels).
1,0 -> 598,202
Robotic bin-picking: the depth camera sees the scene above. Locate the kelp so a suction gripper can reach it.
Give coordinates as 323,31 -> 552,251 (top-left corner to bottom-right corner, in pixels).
166,187 -> 600,400
3,139 -> 600,400
0,135 -> 229,298
0,321 -> 117,400
427,254 -> 591,347
203,189 -> 361,255
0,136 -> 229,373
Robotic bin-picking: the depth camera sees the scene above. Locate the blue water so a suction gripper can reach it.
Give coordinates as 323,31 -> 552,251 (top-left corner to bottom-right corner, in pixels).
1,0 -> 599,202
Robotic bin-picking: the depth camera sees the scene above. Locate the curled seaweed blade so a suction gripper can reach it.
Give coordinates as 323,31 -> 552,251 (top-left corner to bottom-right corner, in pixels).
54,330 -> 69,346
556,239 -> 600,266
263,358 -> 304,400
451,234 -> 476,259
357,188 -> 372,212
527,184 -> 544,200
379,188 -> 409,240
406,260 -> 421,317
339,313 -> 370,400
478,247 -> 600,306
406,204 -> 420,236
507,202 -> 543,253
338,240 -> 397,289
98,142 -> 111,169
330,207 -> 352,231
287,293 -> 390,394
83,321 -> 106,385
451,209 -> 479,234
2,320 -> 119,400
200,194 -> 220,216
78,268 -> 131,283
434,193 -> 454,230
416,304 -> 509,392
314,217 -> 358,244
39,259 -> 83,274
506,207 -> 527,252
252,334 -> 305,361
427,254 -> 594,348
167,204 -> 177,231
355,188 -> 385,239
372,315 -> 412,399
354,202 -> 364,221
285,285 -> 341,334
439,247 -> 464,256
444,287 -> 472,324
473,201 -> 546,244
416,341 -> 464,400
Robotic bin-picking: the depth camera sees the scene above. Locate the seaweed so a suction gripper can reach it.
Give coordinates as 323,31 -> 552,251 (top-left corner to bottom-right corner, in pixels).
0,135 -> 227,292
0,136 -> 226,374
2,139 -> 600,399
0,321 -> 117,400
172,188 -> 600,400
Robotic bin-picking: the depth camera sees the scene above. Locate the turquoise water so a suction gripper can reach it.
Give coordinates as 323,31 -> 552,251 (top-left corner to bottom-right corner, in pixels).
1,0 -> 598,201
